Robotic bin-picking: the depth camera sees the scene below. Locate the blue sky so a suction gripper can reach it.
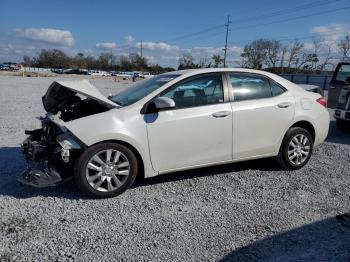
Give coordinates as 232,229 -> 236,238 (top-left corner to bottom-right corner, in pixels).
1,0 -> 350,67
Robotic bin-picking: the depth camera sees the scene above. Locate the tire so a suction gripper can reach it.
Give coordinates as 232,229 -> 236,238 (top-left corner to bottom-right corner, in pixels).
275,127 -> 313,170
336,119 -> 350,132
74,142 -> 138,198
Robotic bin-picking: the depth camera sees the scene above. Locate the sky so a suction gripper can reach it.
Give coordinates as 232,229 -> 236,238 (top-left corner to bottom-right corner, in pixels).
1,0 -> 350,67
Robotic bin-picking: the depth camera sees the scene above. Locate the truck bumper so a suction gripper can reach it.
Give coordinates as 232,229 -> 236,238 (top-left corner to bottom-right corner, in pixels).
334,108 -> 350,121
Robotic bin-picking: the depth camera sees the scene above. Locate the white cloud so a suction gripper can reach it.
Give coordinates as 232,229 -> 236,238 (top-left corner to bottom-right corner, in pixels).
124,35 -> 135,44
311,24 -> 350,42
137,41 -> 180,52
96,42 -> 117,49
15,28 -> 75,46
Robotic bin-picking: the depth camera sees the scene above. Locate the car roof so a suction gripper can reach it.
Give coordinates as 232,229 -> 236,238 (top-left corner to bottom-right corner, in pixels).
161,68 -> 305,94
163,68 -> 278,78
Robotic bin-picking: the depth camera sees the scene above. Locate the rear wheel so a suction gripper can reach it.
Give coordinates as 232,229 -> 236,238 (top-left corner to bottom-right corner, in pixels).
74,142 -> 138,198
276,127 -> 313,170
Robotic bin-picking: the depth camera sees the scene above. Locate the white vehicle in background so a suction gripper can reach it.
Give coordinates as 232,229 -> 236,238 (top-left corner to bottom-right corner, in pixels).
140,72 -> 154,78
88,70 -> 111,76
115,72 -> 133,79
18,68 -> 329,198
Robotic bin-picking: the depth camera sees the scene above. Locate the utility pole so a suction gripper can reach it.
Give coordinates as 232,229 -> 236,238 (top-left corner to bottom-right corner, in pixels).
140,40 -> 143,58
223,15 -> 231,67
110,48 -> 113,67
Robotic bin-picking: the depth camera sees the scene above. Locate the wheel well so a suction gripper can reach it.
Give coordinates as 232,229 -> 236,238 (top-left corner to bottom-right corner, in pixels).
94,140 -> 145,179
290,121 -> 315,141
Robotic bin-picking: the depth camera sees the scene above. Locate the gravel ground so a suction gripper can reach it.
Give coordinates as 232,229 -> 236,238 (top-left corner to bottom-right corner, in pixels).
0,75 -> 349,262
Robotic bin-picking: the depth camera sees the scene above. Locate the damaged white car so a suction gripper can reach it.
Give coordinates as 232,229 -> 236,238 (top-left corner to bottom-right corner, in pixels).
18,69 -> 330,198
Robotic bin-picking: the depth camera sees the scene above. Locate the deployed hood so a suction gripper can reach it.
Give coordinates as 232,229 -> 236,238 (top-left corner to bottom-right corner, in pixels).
43,79 -> 119,114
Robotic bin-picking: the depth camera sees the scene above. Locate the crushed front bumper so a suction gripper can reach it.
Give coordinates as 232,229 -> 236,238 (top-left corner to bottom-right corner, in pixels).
17,164 -> 63,188
17,126 -> 82,188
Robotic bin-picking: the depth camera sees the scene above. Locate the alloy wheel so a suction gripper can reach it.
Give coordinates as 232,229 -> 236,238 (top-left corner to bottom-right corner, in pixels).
287,134 -> 311,165
85,149 -> 130,192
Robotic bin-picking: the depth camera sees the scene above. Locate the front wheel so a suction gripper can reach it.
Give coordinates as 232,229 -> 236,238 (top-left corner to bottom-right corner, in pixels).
74,142 -> 138,198
276,127 -> 313,170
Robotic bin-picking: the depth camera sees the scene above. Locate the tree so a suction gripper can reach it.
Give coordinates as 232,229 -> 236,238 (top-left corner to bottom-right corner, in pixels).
198,58 -> 211,68
317,42 -> 334,72
34,49 -> 71,68
265,40 -> 282,71
240,39 -> 270,69
337,35 -> 350,62
97,53 -> 110,70
129,53 -> 148,70
119,55 -> 132,71
22,55 -> 33,66
211,54 -> 224,68
287,40 -> 304,71
84,55 -> 97,70
178,53 -> 198,70
279,46 -> 287,73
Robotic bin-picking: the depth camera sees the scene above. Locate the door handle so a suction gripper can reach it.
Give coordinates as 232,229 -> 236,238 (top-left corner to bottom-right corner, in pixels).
277,102 -> 291,108
212,111 -> 231,118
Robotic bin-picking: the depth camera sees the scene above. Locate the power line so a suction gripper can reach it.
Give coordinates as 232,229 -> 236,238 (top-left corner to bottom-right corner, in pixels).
105,2 -> 350,63
234,5 -> 350,31
162,24 -> 225,43
140,40 -> 143,58
233,0 -> 344,24
237,30 -> 349,45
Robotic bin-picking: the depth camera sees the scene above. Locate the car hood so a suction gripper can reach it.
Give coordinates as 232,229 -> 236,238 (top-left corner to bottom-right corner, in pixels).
42,79 -> 119,113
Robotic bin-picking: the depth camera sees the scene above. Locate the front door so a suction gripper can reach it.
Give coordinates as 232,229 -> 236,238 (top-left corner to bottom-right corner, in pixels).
145,73 -> 233,172
328,63 -> 350,108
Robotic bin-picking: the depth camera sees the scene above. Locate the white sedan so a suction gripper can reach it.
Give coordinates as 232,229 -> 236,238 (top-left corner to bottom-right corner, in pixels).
18,68 -> 330,198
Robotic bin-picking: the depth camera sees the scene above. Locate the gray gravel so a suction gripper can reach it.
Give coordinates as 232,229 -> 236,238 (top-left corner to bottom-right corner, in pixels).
0,75 -> 350,262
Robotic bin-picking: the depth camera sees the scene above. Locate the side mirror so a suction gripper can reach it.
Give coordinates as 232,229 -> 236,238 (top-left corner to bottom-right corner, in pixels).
154,97 -> 175,110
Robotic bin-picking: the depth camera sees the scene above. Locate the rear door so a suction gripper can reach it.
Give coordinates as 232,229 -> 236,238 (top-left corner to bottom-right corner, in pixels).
227,73 -> 295,159
328,63 -> 350,108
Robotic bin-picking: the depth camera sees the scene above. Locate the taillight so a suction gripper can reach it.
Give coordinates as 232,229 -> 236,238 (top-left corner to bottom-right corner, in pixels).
316,97 -> 327,107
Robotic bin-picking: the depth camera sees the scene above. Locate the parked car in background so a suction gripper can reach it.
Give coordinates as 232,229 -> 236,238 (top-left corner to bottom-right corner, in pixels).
17,68 -> 329,198
0,63 -> 21,70
64,68 -> 88,75
0,64 -> 11,70
328,62 -> 350,131
88,70 -> 111,76
140,72 -> 154,78
51,68 -> 65,74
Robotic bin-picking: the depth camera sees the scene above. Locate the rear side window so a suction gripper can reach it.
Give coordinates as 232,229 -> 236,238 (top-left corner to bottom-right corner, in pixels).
270,81 -> 285,96
229,73 -> 285,101
230,74 -> 271,101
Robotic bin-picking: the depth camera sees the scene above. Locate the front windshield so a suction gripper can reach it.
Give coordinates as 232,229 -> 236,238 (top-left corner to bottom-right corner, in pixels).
110,74 -> 180,106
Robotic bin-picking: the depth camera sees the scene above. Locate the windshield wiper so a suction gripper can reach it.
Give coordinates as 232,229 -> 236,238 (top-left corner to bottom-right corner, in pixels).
107,95 -> 122,106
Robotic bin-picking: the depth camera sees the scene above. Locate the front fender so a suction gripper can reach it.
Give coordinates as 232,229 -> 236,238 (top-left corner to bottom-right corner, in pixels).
63,109 -> 157,178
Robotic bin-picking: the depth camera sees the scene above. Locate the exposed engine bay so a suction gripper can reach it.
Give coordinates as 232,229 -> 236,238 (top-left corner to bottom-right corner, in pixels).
17,80 -> 118,187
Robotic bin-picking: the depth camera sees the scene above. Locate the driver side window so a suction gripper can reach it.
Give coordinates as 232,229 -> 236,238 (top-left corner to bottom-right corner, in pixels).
161,73 -> 224,109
